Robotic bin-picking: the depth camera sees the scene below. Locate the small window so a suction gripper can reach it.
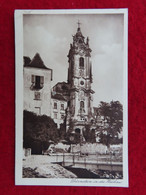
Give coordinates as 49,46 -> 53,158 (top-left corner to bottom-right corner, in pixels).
34,92 -> 41,100
79,57 -> 84,69
61,104 -> 64,110
54,102 -> 57,109
32,75 -> 44,89
61,114 -> 64,119
54,113 -> 57,119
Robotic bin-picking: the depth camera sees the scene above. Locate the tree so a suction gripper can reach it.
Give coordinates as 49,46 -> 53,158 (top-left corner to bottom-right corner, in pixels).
59,119 -> 67,140
83,124 -> 96,143
97,101 -> 123,147
23,110 -> 59,153
65,118 -> 77,143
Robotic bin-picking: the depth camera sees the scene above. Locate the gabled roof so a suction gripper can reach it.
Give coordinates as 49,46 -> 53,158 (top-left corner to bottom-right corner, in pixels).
52,82 -> 70,92
51,93 -> 67,101
24,53 -> 51,70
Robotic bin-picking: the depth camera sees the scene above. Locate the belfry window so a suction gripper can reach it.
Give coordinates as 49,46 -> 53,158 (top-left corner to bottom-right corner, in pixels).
80,101 -> 84,109
80,101 -> 85,113
79,57 -> 84,69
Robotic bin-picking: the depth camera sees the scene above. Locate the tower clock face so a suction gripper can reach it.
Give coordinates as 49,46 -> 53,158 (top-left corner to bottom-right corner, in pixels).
80,81 -> 84,85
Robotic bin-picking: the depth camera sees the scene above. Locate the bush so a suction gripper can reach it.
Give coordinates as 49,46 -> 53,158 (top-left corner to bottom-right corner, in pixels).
23,110 -> 59,154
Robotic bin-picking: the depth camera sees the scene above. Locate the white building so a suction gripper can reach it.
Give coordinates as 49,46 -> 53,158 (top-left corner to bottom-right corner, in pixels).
51,93 -> 67,128
51,82 -> 69,128
23,53 -> 52,116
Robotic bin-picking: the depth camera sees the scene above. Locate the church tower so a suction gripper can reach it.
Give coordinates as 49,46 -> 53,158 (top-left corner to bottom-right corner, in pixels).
66,22 -> 94,136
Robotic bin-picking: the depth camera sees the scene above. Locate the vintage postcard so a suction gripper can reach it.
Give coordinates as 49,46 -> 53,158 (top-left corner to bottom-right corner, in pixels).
15,9 -> 128,187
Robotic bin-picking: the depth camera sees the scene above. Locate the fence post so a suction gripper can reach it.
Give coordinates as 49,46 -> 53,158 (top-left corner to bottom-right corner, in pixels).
110,152 -> 113,172
96,153 -> 99,170
63,152 -> 65,166
78,152 -> 79,161
84,156 -> 86,168
72,153 -> 75,166
96,152 -> 98,164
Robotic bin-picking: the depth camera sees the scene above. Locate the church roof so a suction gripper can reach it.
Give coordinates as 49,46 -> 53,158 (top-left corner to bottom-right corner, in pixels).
52,82 -> 70,92
24,53 -> 51,70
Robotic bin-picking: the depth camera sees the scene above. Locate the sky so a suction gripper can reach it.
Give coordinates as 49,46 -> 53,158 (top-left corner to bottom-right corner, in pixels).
23,13 -> 124,107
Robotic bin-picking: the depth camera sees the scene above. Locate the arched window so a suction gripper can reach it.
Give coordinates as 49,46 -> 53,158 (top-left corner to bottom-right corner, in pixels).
80,101 -> 84,109
79,57 -> 84,69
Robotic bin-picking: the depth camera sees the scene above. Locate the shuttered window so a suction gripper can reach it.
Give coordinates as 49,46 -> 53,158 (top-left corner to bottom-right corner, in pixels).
31,75 -> 44,89
31,75 -> 35,83
40,76 -> 44,88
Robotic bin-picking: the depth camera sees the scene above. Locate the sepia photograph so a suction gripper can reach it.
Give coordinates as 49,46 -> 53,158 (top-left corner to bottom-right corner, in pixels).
15,9 -> 128,187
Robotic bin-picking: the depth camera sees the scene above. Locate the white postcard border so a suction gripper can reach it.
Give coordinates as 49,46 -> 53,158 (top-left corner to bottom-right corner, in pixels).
15,9 -> 128,187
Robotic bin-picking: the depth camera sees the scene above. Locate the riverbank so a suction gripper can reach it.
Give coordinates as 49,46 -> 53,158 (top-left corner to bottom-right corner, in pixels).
23,154 -> 122,179
23,155 -> 77,178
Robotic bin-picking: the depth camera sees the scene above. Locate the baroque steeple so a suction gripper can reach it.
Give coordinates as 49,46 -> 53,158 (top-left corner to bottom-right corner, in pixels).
66,22 -> 94,135
73,20 -> 84,43
68,23 -> 92,63
67,23 -> 93,84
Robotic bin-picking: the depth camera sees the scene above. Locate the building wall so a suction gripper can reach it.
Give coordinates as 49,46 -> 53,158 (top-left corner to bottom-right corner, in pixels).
23,67 -> 52,116
51,98 -> 67,128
